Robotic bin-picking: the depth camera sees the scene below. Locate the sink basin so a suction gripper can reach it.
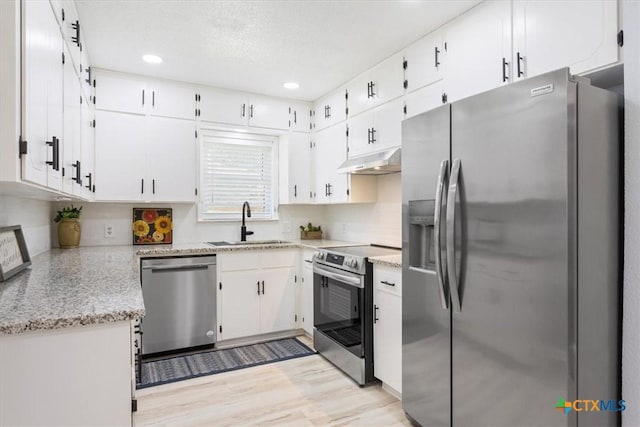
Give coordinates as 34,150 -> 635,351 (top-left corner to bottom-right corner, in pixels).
208,240 -> 290,247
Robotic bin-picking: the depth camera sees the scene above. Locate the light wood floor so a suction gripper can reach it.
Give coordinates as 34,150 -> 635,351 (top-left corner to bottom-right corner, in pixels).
135,339 -> 411,426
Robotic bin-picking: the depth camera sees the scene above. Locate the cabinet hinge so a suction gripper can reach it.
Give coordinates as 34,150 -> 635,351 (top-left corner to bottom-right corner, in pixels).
219,325 -> 222,333
295,314 -> 298,322
309,123 -> 312,130
345,107 -> 349,116
219,282 -> 222,290
62,167 -> 65,177
93,96 -> 96,105
289,120 -> 291,127
310,141 -> 312,149
92,119 -> 96,127
80,96 -> 82,104
195,130 -> 198,138
195,187 -> 198,196
444,42 -> 447,51
18,137 -> 27,157
403,80 -> 408,89
345,90 -> 348,100
403,59 -> 408,70
618,30 -> 624,47
442,93 -> 448,104
346,126 -> 349,137
62,52 -> 65,64
294,275 -> 297,283
403,103 -> 407,115
61,8 -> 65,21
346,188 -> 350,196
131,398 -> 137,413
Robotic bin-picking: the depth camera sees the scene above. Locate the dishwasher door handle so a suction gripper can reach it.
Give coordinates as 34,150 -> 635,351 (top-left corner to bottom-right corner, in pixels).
142,264 -> 214,272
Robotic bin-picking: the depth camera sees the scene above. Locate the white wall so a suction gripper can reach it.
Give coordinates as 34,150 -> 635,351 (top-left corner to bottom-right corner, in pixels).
0,195 -> 51,256
323,173 -> 401,248
52,202 -> 327,247
623,0 -> 639,425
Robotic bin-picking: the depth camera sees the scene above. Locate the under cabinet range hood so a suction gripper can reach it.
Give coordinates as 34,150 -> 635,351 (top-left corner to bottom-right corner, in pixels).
337,147 -> 401,175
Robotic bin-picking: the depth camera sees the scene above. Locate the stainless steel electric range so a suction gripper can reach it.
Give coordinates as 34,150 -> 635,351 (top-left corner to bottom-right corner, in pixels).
312,244 -> 400,386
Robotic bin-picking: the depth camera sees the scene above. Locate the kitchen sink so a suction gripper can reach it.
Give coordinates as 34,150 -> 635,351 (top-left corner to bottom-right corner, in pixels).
208,240 -> 290,246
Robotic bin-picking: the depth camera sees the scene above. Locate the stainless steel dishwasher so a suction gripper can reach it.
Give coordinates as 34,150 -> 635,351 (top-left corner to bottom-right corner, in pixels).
140,256 -> 217,355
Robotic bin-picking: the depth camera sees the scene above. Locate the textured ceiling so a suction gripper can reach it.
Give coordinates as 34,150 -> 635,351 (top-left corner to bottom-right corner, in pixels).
75,0 -> 481,101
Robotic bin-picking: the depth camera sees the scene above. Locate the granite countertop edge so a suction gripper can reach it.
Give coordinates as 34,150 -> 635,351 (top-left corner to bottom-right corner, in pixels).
369,254 -> 402,269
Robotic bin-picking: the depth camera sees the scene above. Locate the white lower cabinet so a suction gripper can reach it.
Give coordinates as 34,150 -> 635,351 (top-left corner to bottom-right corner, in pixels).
373,265 -> 402,393
218,250 -> 297,341
0,321 -> 133,426
300,249 -> 315,336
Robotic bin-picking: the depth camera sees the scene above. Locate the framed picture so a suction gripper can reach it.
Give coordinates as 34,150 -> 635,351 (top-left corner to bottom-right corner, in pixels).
0,225 -> 31,282
132,208 -> 173,245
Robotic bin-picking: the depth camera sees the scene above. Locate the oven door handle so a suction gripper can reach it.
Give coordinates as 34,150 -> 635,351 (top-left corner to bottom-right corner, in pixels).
313,264 -> 364,289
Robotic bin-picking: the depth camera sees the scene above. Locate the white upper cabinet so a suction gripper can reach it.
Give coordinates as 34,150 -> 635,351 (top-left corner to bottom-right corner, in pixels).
346,52 -> 405,117
148,80 -> 195,120
512,0 -> 619,80
348,97 -> 404,158
281,133 -> 312,204
404,30 -> 444,93
60,0 -> 83,72
247,95 -> 290,130
198,87 -> 248,126
289,101 -> 312,132
94,71 -> 147,115
80,101 -> 95,200
313,88 -> 347,131
314,124 -> 348,203
404,81 -> 445,119
62,44 -> 83,197
22,0 -> 64,190
443,0 -> 512,103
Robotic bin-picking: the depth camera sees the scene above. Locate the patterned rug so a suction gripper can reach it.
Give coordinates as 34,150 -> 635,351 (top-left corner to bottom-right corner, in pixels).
137,337 -> 315,389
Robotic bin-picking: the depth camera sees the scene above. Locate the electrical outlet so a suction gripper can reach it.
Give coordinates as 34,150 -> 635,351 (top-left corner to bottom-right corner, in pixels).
104,224 -> 115,238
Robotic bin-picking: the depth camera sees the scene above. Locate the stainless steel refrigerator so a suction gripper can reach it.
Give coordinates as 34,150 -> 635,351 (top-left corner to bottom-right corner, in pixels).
401,68 -> 621,427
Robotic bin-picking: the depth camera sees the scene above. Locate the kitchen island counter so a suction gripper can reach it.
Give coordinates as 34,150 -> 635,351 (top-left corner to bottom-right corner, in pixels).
0,246 -> 144,335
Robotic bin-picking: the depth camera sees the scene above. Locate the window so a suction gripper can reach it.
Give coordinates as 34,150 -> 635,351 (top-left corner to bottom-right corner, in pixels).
199,130 -> 278,221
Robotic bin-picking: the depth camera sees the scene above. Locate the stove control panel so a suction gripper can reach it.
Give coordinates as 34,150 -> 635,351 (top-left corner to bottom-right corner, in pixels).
313,251 -> 325,260
345,258 -> 358,268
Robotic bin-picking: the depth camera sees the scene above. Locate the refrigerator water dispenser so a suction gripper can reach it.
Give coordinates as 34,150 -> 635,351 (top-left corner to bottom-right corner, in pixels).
408,200 -> 436,270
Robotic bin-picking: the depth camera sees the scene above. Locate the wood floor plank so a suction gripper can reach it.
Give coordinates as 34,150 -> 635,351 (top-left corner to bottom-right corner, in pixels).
135,354 -> 410,426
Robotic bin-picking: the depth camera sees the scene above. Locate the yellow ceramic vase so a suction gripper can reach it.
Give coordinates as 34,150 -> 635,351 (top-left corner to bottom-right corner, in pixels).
58,219 -> 81,248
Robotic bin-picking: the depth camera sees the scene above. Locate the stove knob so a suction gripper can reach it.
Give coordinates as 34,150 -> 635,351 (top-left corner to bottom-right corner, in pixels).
314,251 -> 325,260
346,258 -> 358,268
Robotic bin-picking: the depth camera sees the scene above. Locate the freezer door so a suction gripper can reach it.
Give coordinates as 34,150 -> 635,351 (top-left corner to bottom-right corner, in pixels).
401,105 -> 451,426
450,69 -> 576,426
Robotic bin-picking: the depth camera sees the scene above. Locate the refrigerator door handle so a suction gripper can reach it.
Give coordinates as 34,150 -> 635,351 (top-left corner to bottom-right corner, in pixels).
434,159 -> 449,310
447,158 -> 462,313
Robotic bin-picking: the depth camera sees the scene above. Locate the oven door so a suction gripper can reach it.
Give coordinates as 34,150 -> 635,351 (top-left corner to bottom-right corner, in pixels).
313,262 -> 365,357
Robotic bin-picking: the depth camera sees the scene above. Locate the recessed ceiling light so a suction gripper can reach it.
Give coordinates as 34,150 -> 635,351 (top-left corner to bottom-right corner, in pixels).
142,54 -> 163,64
283,82 -> 299,90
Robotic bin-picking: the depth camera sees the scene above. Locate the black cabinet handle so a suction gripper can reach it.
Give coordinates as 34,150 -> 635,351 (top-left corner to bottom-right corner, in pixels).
250,104 -> 253,118
327,183 -> 332,196
152,91 -> 155,107
46,136 -> 60,171
261,280 -> 265,295
71,20 -> 80,47
294,110 -> 297,124
374,305 -> 379,323
84,66 -> 91,85
257,281 -> 260,295
85,172 -> 92,190
367,82 -> 371,98
141,178 -> 144,194
517,52 -> 524,78
152,179 -> 155,194
326,105 -> 331,118
142,89 -> 145,106
502,57 -> 509,82
380,280 -> 396,287
294,184 -> 297,197
368,81 -> 376,98
370,128 -> 376,144
242,103 -> 246,117
435,46 -> 440,67
71,160 -> 82,185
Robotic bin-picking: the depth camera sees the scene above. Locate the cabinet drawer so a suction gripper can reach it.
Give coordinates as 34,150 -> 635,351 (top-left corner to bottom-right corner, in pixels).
374,265 -> 402,296
218,252 -> 262,272
261,249 -> 297,269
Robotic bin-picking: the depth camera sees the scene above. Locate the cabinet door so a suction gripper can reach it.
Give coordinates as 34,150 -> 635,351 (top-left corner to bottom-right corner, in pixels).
513,0 -> 618,80
345,73 -> 373,118
198,87 -> 248,126
314,88 -> 347,131
94,111 -> 145,201
219,270 -> 261,340
314,124 -> 348,203
248,96 -> 290,130
79,47 -> 93,105
347,111 -> 373,158
290,101 -> 312,132
60,0 -> 82,71
404,82 -> 445,119
371,52 -> 405,105
62,45 -> 83,196
374,289 -> 402,392
287,133 -> 311,203
95,71 -> 147,115
372,97 -> 404,152
80,102 -> 94,200
404,31 -> 444,92
146,117 -> 196,202
301,253 -> 314,336
149,80 -> 196,120
443,1 -> 512,103
260,267 -> 296,334
22,0 -> 63,189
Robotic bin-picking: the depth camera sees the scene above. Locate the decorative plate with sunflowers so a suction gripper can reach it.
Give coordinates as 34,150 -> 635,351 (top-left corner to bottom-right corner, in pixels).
132,208 -> 172,245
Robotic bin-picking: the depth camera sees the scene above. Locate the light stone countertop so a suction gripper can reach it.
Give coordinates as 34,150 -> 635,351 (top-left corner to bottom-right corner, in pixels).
370,254 -> 402,269
0,246 -> 144,335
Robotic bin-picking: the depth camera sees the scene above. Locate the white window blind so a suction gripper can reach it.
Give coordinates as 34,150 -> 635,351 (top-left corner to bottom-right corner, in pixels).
200,131 -> 277,221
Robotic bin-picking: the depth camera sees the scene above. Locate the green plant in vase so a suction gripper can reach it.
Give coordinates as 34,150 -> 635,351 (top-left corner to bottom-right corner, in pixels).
54,205 -> 83,248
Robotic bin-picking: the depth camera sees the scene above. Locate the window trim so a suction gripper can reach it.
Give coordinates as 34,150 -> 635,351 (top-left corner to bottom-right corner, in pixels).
197,128 -> 279,222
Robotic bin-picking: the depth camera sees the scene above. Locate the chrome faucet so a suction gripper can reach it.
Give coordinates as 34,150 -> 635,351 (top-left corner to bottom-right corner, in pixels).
241,201 -> 254,241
